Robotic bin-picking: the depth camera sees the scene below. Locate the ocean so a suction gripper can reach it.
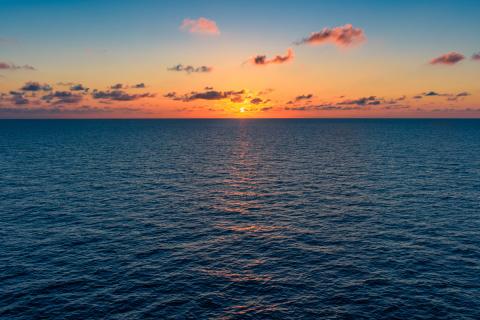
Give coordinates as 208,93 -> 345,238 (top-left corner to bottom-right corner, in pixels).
1,119 -> 479,319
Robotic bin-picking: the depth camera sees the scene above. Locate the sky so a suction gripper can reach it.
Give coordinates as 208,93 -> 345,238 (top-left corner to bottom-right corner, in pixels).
0,0 -> 479,118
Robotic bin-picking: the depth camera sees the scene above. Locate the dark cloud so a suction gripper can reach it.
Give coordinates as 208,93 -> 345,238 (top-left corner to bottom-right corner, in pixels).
42,91 -> 83,104
132,83 -> 146,88
250,98 -> 263,105
70,84 -> 89,91
295,94 -> 313,101
168,64 -> 213,74
163,92 -> 178,99
430,52 -> 465,65
447,92 -> 471,101
0,62 -> 35,71
473,52 -> 480,61
424,91 -> 442,96
250,48 -> 294,66
295,24 -> 366,47
285,105 -> 358,111
110,83 -> 124,89
92,90 -> 155,101
164,89 -> 246,102
338,96 -> 381,106
20,81 -> 52,91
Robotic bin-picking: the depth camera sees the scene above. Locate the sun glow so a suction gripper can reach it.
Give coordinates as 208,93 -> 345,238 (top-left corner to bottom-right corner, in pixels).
240,107 -> 246,113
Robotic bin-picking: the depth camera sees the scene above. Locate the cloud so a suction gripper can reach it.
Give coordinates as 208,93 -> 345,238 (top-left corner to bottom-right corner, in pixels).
8,91 -> 29,105
421,90 -> 471,101
180,17 -> 220,35
0,105 -> 141,117
430,52 -> 465,65
295,24 -> 366,48
338,96 -> 382,106
447,92 -> 471,101
164,89 -> 246,102
42,91 -> 83,104
424,91 -> 442,96
250,48 -> 294,66
250,98 -> 263,105
70,84 -> 89,91
132,83 -> 146,88
110,83 -> 124,89
472,52 -> 480,61
20,81 -> 52,91
92,90 -> 155,101
168,64 -> 213,74
295,94 -> 313,101
0,62 -> 35,71
285,105 -> 358,111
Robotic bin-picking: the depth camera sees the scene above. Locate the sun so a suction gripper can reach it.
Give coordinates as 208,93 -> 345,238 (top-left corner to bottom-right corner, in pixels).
239,107 -> 246,113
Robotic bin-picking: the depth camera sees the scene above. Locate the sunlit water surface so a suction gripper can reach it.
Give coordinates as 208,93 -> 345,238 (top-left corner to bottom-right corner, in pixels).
1,119 -> 479,319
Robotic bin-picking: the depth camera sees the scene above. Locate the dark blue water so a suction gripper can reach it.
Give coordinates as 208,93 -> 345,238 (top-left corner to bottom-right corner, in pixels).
1,119 -> 479,319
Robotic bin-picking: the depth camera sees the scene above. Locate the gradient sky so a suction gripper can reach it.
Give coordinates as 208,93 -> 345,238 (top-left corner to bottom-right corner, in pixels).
1,0 -> 479,118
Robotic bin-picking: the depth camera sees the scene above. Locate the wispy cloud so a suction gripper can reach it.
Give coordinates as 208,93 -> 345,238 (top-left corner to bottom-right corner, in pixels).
295,24 -> 366,48
430,52 -> 465,65
168,64 -> 213,74
0,62 -> 35,71
250,48 -> 294,66
180,17 -> 220,35
472,52 -> 480,61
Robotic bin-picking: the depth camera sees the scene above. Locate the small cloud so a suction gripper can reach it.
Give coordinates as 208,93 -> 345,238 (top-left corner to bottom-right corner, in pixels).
0,62 -> 35,71
472,52 -> 480,61
180,17 -> 220,35
132,83 -> 146,88
70,84 -> 89,92
294,94 -> 313,102
295,24 -> 366,48
110,83 -> 124,89
250,48 -> 294,66
250,98 -> 263,105
168,64 -> 213,74
430,52 -> 465,65
447,92 -> 471,101
9,91 -> 29,105
20,81 -> 51,91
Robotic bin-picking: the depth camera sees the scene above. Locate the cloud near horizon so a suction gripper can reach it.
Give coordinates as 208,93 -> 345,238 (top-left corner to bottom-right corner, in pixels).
472,52 -> 480,61
164,89 -> 248,103
180,17 -> 220,35
250,48 -> 294,66
168,64 -> 213,74
430,52 -> 465,65
92,90 -> 155,101
295,24 -> 366,48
